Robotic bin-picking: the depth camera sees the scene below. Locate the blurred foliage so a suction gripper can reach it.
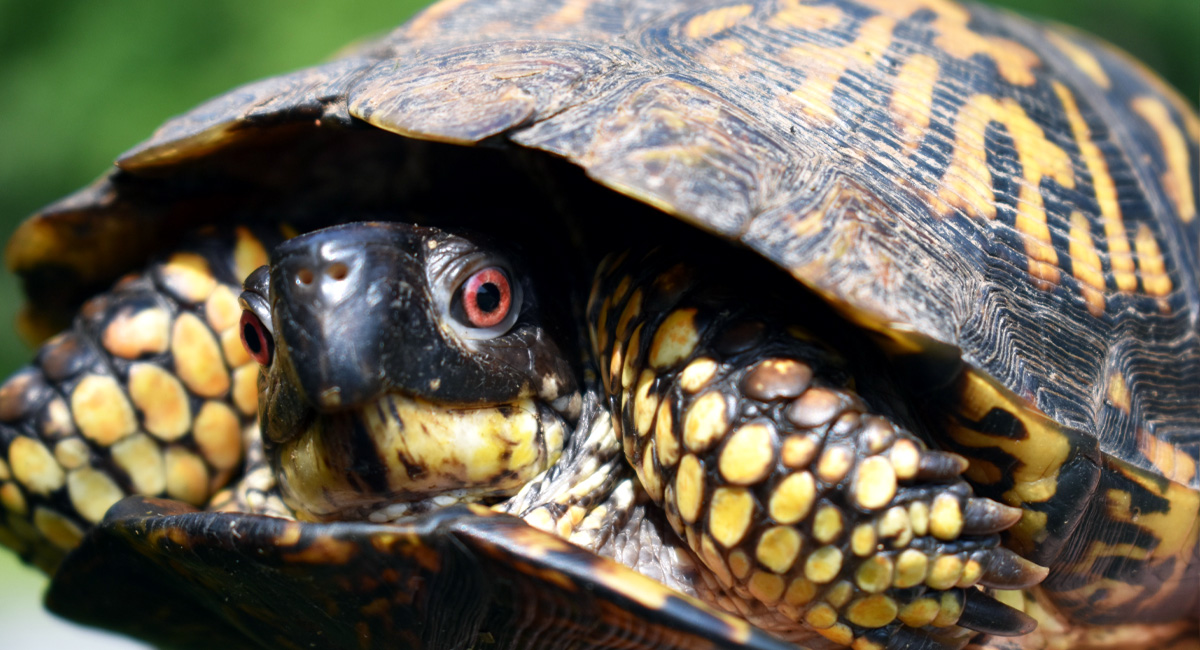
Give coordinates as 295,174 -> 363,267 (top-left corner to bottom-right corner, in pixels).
0,0 -> 1195,646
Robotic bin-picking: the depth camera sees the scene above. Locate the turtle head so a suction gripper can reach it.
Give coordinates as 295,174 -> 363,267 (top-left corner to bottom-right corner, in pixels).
238,222 -> 579,521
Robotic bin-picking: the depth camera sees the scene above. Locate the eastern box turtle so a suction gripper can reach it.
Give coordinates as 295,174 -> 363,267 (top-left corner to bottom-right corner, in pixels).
0,0 -> 1197,649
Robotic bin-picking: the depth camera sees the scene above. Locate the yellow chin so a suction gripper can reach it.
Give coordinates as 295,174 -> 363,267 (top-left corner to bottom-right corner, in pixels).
274,393 -> 565,521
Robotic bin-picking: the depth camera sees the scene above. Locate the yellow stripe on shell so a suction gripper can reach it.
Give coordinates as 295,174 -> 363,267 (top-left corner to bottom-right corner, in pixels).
856,0 -> 1040,85
684,4 -> 753,39
768,0 -> 841,31
1133,222 -> 1173,296
783,15 -> 896,123
1132,96 -> 1196,223
938,94 -> 1075,288
890,54 -> 940,154
1054,82 -> 1137,291
1045,31 -> 1110,88
1067,211 -> 1107,315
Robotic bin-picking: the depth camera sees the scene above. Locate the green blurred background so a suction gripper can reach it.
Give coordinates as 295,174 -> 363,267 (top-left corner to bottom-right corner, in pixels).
0,0 -> 1195,647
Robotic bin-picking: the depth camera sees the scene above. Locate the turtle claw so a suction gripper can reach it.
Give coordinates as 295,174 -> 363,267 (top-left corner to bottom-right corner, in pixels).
979,547 -> 1049,589
962,497 -> 1024,535
957,589 -> 1038,636
916,450 -> 971,479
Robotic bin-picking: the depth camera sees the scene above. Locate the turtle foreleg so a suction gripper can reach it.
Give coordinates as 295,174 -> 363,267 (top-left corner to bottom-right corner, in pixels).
0,226 -> 273,572
588,249 -> 1048,649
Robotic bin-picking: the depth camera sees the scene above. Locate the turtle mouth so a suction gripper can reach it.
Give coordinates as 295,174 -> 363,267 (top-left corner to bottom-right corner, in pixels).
271,390 -> 567,522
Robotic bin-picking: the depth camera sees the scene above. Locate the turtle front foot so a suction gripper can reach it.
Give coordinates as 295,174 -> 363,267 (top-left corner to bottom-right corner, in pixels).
589,252 -> 1048,649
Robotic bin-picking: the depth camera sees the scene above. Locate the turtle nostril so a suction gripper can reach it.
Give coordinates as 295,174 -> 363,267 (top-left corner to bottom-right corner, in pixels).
327,262 -> 348,281
296,268 -> 315,285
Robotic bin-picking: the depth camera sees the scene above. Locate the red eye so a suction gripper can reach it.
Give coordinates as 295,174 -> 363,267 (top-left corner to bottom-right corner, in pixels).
240,310 -> 274,365
462,267 -> 512,328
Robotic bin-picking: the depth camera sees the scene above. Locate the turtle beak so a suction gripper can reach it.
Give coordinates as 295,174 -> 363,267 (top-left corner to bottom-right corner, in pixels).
269,224 -> 430,412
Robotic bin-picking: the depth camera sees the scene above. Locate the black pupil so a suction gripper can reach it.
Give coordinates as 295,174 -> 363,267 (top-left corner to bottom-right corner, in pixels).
244,322 -> 263,354
475,282 -> 501,313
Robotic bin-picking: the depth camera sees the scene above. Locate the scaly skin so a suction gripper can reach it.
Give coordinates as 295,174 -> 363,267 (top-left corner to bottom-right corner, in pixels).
0,226 -> 276,573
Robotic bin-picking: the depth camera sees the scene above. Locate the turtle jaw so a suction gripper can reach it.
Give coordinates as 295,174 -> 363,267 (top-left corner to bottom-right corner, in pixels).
271,391 -> 567,522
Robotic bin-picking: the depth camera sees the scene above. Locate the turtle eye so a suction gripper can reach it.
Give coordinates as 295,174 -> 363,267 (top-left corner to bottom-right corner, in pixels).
460,267 -> 513,329
240,310 -> 274,366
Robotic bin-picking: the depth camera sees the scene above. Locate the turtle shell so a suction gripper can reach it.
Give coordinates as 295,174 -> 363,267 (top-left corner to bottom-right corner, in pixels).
48,497 -> 792,650
10,0 -> 1198,488
5,0 -> 1199,645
